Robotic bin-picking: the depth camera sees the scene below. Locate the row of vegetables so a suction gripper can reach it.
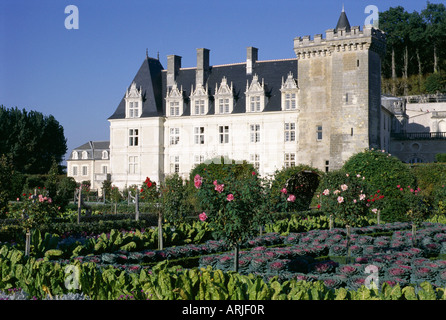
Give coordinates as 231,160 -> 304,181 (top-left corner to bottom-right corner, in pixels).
0,247 -> 445,300
1,221 -> 446,299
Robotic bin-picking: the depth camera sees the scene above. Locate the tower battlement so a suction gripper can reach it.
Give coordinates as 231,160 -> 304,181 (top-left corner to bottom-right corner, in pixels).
294,25 -> 386,59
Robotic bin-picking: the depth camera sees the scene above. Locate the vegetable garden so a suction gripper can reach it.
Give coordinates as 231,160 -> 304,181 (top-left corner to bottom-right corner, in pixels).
1,150 -> 446,300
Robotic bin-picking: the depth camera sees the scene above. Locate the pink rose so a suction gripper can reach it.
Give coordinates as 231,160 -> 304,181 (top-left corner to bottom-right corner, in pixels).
199,212 -> 207,221
215,183 -> 225,193
280,188 -> 287,194
227,194 -> 234,201
337,196 -> 344,204
287,194 -> 296,202
194,174 -> 202,189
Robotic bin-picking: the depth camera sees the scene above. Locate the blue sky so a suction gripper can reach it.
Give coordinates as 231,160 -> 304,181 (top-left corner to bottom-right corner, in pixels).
0,0 -> 437,166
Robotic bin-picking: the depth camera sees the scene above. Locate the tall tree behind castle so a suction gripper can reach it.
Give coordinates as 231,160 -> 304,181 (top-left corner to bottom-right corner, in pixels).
379,1 -> 446,95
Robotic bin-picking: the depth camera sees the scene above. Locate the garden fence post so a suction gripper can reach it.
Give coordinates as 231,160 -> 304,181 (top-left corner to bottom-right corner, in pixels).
135,191 -> 140,221
234,243 -> 240,273
412,223 -> 417,247
158,211 -> 163,250
77,186 -> 82,224
25,228 -> 31,257
329,215 -> 333,230
377,210 -> 381,225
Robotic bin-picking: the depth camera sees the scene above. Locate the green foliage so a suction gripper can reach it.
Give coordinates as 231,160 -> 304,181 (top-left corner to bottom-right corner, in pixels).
102,179 -> 112,201
161,174 -> 194,227
110,185 -> 123,203
55,176 -> 77,211
268,165 -> 322,213
0,105 -> 67,174
425,71 -> 446,93
342,148 -> 417,222
0,155 -> 13,217
436,153 -> 446,162
379,3 -> 446,95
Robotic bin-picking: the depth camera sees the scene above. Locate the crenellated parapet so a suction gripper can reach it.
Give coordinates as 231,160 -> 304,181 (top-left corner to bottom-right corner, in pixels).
294,25 -> 386,59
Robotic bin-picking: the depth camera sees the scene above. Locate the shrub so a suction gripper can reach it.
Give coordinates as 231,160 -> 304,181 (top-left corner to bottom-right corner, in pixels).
318,169 -> 377,226
160,174 -> 194,226
268,165 -> 322,212
342,148 -> 417,222
411,163 -> 446,204
0,155 -> 14,217
436,153 -> 446,163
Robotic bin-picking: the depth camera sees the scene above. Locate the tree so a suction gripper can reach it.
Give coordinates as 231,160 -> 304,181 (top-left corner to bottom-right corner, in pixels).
422,2 -> 446,73
379,6 -> 407,95
0,106 -> 67,174
408,11 -> 427,89
194,163 -> 269,272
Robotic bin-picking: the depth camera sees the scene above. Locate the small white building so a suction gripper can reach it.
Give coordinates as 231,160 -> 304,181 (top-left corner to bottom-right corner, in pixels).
66,141 -> 110,193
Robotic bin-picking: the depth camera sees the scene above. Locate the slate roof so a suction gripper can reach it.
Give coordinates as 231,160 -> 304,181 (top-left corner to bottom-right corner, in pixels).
336,9 -> 351,32
108,57 -> 164,119
69,141 -> 110,160
109,55 -> 298,119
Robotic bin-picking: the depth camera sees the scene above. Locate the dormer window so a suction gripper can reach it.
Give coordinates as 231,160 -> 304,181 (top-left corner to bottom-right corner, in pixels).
102,150 -> 108,159
125,82 -> 143,118
190,84 -> 209,116
82,151 -> 88,159
165,82 -> 184,117
215,77 -> 234,114
245,74 -> 266,113
280,72 -> 299,111
72,151 -> 78,160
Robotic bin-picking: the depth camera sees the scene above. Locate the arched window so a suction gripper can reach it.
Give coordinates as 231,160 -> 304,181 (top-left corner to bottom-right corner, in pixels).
102,150 -> 108,159
82,151 -> 88,159
72,151 -> 78,160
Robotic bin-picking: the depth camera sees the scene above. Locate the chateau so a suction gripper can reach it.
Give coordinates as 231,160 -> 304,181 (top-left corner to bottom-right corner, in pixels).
67,9 -> 392,191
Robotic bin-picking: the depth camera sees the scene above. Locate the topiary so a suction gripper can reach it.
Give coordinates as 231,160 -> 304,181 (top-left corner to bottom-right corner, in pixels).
342,148 -> 418,223
268,164 -> 322,213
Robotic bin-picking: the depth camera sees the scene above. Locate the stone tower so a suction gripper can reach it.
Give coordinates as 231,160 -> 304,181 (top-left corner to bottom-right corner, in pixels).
293,9 -> 386,170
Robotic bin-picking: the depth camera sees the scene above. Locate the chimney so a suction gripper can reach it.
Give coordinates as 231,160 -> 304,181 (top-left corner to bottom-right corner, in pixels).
246,47 -> 258,75
167,55 -> 182,88
196,48 -> 210,86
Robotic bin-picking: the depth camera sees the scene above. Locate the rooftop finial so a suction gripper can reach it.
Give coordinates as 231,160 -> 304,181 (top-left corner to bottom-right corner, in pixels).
146,48 -> 148,58
342,3 -> 344,12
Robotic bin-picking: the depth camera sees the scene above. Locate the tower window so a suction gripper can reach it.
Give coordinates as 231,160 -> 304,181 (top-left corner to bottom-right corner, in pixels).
317,125 -> 323,141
